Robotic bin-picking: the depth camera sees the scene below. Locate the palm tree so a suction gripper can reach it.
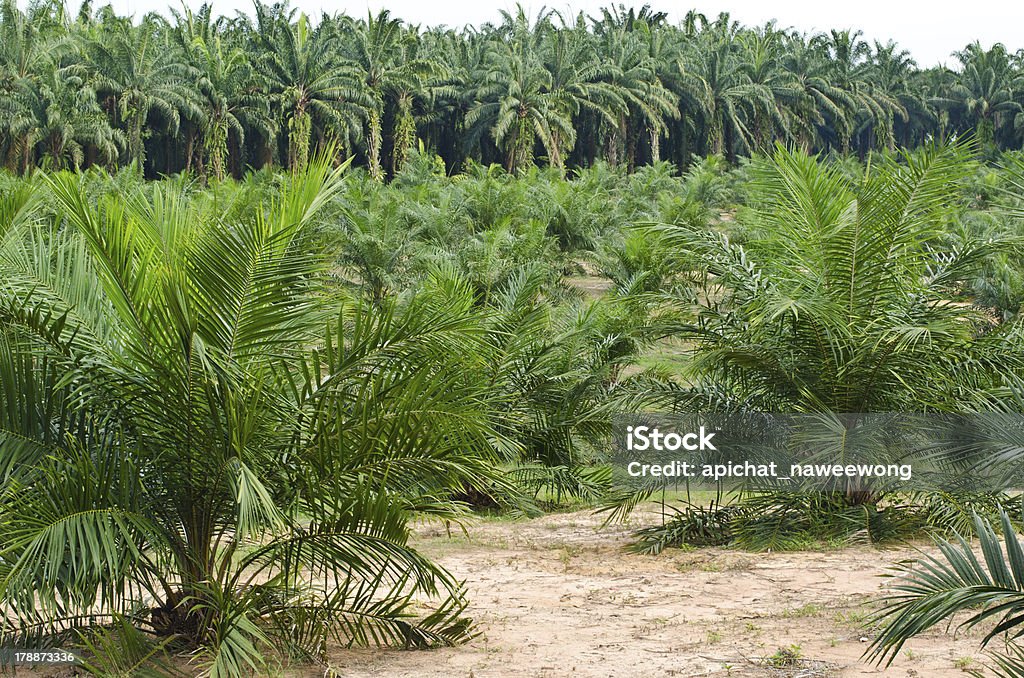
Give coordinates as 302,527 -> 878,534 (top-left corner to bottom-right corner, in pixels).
868,41 -> 930,150
869,509 -> 1024,675
810,29 -> 905,154
172,4 -> 273,179
811,29 -> 872,149
83,18 -> 201,169
472,267 -> 656,501
388,32 -> 445,174
936,42 -> 1024,150
542,13 -> 622,169
254,3 -> 368,171
21,61 -> 123,169
594,25 -> 677,168
415,26 -> 482,170
651,142 -> 1019,499
341,10 -> 440,179
465,26 -> 570,173
0,0 -> 53,172
783,37 -> 858,152
676,29 -> 769,158
738,23 -> 805,152
0,152 -> 504,674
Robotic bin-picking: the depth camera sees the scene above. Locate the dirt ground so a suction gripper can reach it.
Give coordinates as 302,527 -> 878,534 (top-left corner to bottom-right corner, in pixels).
317,508 -> 990,678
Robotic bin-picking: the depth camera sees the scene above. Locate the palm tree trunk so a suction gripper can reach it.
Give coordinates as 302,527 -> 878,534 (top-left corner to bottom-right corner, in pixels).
368,107 -> 383,181
626,122 -> 639,171
129,114 -> 145,170
228,133 -> 240,178
837,121 -> 852,155
724,123 -> 736,163
260,135 -> 274,170
710,118 -> 724,156
978,116 -> 994,149
549,130 -> 563,171
21,136 -> 33,175
509,114 -> 533,174
186,128 -> 197,173
51,137 -> 62,170
392,96 -> 416,174
4,139 -> 19,173
606,116 -> 626,167
649,127 -> 660,163
288,107 -> 311,172
206,118 -> 227,181
605,134 -> 618,166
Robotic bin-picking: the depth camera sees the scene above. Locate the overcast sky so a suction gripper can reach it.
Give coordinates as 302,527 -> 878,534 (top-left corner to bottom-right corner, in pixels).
99,0 -> 1023,67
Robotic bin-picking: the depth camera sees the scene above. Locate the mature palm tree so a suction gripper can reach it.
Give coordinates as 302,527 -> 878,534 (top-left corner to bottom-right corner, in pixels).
542,13 -> 622,169
172,4 -> 273,179
0,0 -> 54,172
21,61 -> 123,169
634,17 -> 685,163
936,42 -> 1024,150
83,18 -> 200,169
809,29 -> 905,154
783,37 -> 858,152
0,152 -> 504,674
676,30 -> 770,158
867,41 -> 930,150
387,32 -> 446,174
738,23 -> 805,152
593,25 -> 677,168
254,3 -> 368,171
340,10 -> 440,179
415,26 -> 482,170
465,29 -> 570,173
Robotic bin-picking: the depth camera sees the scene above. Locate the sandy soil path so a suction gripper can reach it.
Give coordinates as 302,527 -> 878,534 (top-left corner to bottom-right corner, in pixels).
321,508 -> 989,678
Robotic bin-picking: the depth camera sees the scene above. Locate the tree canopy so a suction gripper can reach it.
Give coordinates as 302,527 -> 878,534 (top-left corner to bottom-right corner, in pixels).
3,0 -> 1024,178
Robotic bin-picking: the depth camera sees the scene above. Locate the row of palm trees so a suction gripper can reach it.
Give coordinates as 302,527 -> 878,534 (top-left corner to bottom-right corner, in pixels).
2,1 -> 1024,178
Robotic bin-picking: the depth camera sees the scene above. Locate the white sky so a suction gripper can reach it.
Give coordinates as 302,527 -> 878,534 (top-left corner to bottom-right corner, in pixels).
94,0 -> 1024,67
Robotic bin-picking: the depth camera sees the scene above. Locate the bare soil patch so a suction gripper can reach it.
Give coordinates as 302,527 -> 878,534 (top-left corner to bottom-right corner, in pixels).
316,509 -> 987,677
565,275 -> 613,299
